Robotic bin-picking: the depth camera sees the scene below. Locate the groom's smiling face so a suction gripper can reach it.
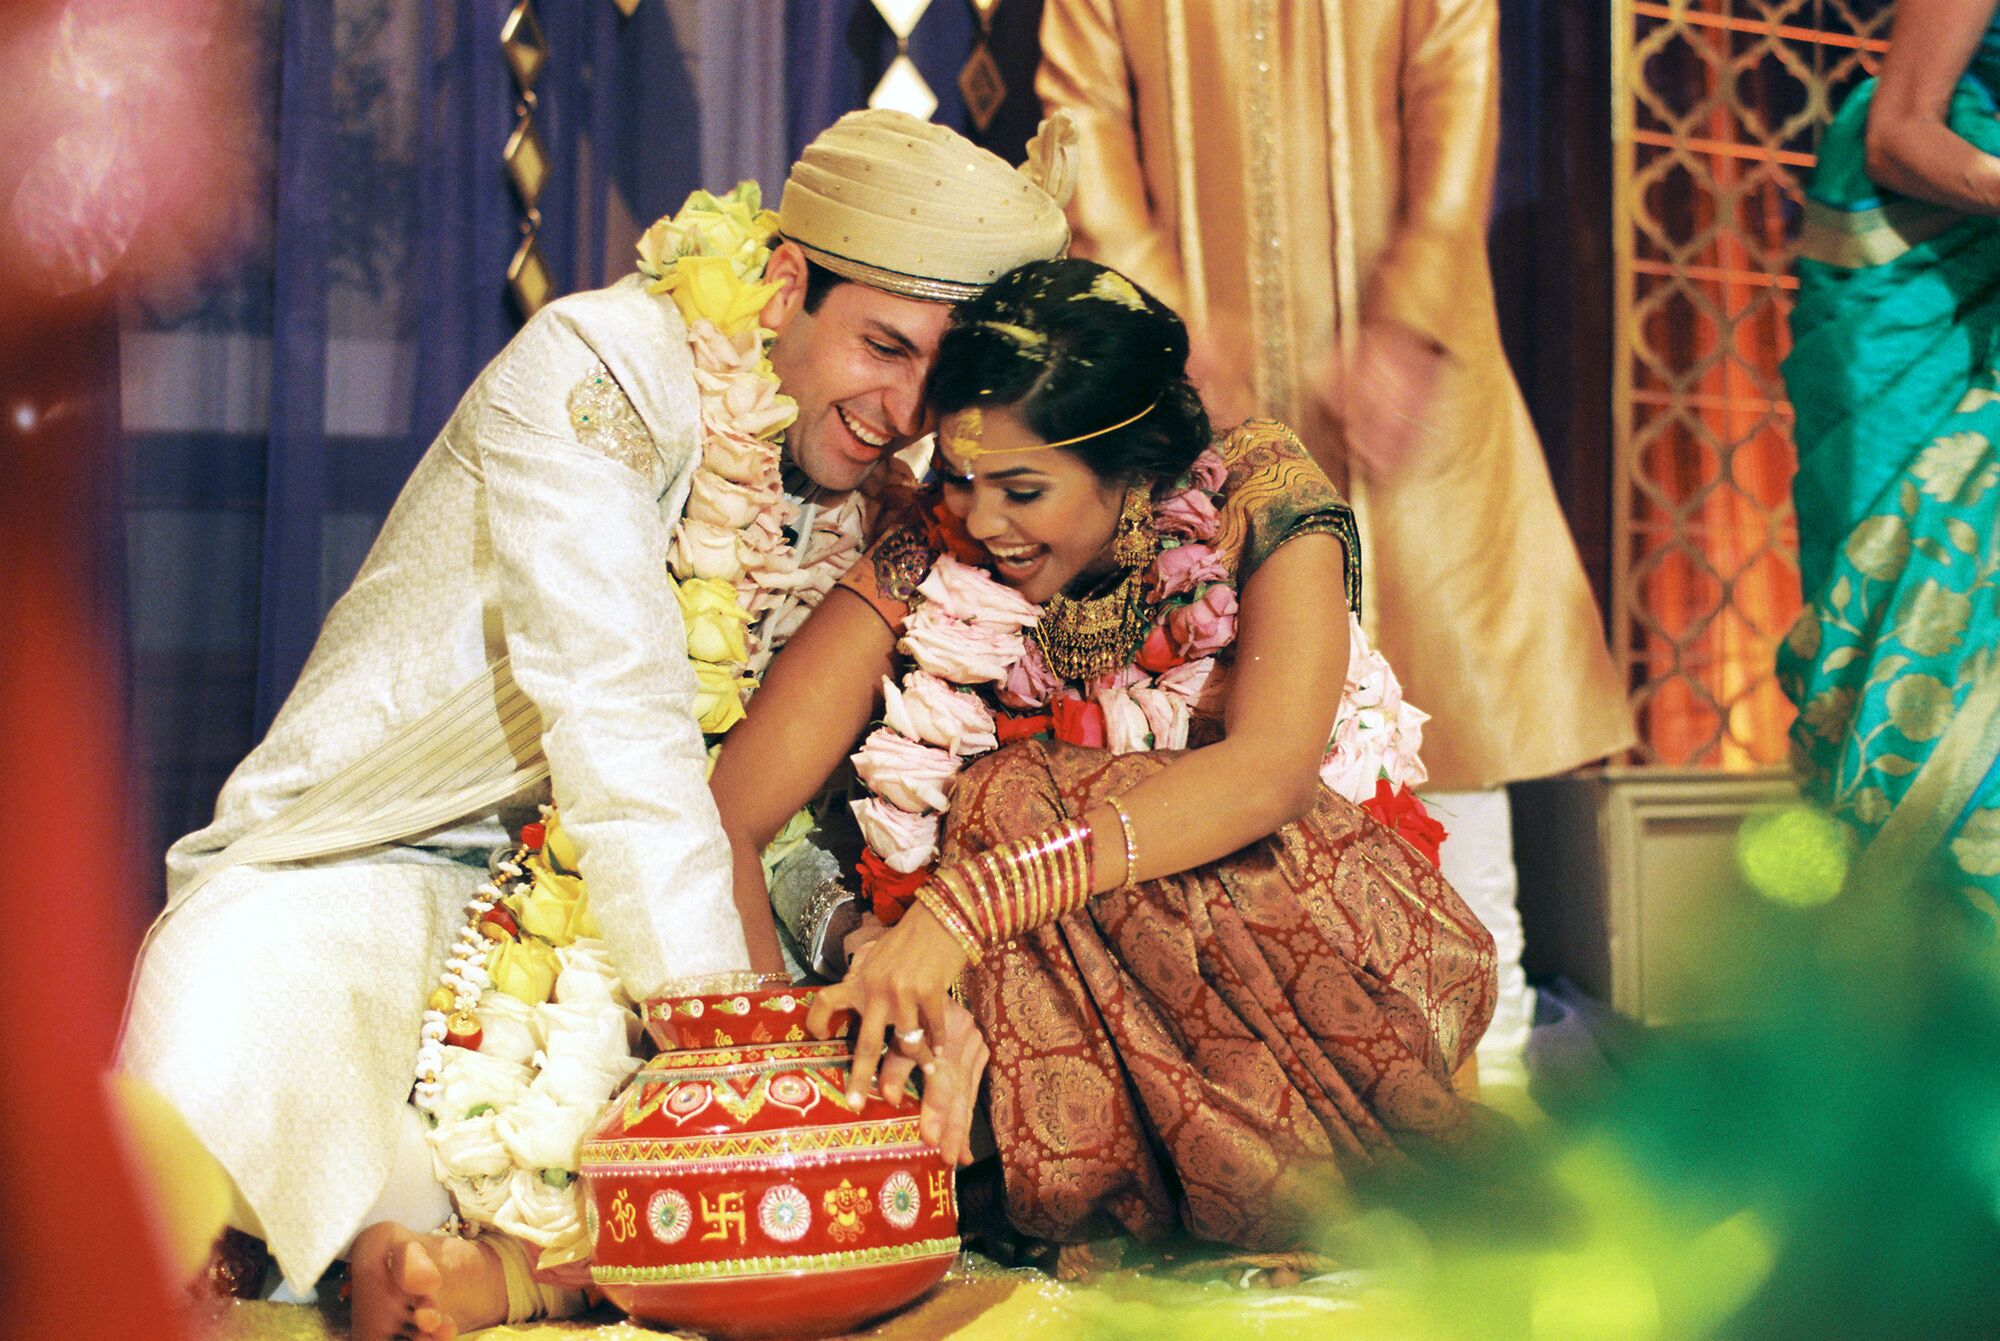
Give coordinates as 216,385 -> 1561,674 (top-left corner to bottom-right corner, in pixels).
761,243 -> 952,493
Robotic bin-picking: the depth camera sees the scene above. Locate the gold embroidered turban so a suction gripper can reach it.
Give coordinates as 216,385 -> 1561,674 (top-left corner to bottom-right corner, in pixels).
778,109 -> 1077,303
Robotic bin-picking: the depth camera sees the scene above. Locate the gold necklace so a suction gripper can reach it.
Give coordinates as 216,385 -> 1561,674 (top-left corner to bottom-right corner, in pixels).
1033,485 -> 1160,681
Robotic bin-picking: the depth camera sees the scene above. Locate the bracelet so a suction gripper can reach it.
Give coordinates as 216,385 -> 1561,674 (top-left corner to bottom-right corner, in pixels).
1105,796 -> 1139,889
921,817 -> 1095,949
914,883 -> 985,965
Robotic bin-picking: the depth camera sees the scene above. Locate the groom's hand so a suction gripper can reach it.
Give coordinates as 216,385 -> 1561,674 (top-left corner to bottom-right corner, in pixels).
878,994 -> 988,1166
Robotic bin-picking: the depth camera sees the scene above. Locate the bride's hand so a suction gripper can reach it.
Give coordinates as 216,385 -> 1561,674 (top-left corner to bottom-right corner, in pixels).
806,903 -> 969,1111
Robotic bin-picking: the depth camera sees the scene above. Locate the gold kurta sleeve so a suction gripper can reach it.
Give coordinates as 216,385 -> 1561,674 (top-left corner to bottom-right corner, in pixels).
1036,0 -> 1191,312
1365,0 -> 1504,351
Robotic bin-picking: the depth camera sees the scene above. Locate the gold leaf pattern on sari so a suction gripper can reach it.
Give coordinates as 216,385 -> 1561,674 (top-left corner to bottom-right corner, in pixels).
1844,514 -> 1911,582
1800,686 -> 1858,742
1851,786 -> 1892,826
1875,754 -> 1921,777
1948,518 -> 1981,554
1886,673 -> 1956,742
1786,611 -> 1822,662
1912,431 -> 1992,503
1892,579 -> 1972,657
1951,809 -> 2000,877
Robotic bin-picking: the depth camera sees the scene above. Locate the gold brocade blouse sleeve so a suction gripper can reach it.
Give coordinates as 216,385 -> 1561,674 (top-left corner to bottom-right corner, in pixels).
1366,0 -> 1504,351
1036,0 -> 1191,314
1212,421 -> 1362,615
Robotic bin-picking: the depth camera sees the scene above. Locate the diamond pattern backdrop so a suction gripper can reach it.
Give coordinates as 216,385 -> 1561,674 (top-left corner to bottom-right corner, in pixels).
1614,0 -> 1894,767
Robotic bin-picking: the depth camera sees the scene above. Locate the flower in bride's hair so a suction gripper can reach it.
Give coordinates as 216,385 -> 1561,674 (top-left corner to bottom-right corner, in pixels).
675,577 -> 754,666
1186,448 -> 1229,493
671,517 -> 746,582
882,671 -> 999,756
1096,688 -> 1153,754
929,501 -> 988,565
915,554 -> 1041,628
850,797 -> 940,874
899,605 -> 1026,684
428,1112 -> 514,1182
1130,686 -> 1190,752
998,638 -> 1063,708
1168,584 -> 1238,659
691,658 -> 751,734
1153,488 -> 1219,541
1149,541 -> 1230,602
852,727 -> 959,813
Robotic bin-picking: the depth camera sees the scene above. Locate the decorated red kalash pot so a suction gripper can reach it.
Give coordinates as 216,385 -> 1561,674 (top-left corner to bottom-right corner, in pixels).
578,984 -> 959,1336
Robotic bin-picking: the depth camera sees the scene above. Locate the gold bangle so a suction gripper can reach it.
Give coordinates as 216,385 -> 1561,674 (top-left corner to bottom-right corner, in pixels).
1106,796 -> 1139,888
915,883 -> 984,966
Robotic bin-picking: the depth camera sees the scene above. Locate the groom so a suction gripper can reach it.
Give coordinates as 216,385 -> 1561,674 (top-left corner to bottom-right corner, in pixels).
118,109 -> 1074,1335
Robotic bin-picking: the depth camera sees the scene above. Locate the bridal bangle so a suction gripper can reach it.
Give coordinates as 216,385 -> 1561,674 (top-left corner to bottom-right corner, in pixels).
1105,795 -> 1139,888
916,817 -> 1096,953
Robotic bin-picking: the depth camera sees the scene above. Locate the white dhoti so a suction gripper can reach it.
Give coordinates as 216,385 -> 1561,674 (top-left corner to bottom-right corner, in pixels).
1426,787 -> 1532,1088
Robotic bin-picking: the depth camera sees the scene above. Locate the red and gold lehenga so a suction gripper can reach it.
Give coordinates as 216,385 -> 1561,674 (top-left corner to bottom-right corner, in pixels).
841,423 -> 1498,1249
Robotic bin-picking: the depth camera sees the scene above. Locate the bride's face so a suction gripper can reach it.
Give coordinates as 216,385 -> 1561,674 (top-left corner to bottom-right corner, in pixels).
936,405 -> 1127,604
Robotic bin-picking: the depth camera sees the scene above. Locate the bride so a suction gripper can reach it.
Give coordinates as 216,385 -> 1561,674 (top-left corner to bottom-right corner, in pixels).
708,258 -> 1496,1249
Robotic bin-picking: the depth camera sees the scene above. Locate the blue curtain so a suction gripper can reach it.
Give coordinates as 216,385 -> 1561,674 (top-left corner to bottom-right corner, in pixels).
122,0 -> 672,876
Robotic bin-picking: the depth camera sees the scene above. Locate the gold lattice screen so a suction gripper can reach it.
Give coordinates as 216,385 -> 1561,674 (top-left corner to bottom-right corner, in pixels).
1614,0 -> 1894,767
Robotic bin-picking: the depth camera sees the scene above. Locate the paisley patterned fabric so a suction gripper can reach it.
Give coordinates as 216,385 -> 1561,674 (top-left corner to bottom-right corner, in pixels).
951,742 -> 1496,1248
1781,60 -> 2000,915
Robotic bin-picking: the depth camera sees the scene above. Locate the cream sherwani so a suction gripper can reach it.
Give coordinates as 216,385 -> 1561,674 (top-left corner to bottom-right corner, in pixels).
120,276 -> 754,1288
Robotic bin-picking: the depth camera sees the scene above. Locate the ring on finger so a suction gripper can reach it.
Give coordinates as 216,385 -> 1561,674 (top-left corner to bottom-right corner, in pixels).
897,1027 -> 926,1047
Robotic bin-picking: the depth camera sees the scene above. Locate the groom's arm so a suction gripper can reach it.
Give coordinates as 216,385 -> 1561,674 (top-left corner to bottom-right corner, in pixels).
475,307 -> 752,1000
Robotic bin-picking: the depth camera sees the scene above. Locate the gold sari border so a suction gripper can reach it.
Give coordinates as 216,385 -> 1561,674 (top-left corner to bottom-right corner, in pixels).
1796,197 -> 1962,269
1850,664 -> 2000,898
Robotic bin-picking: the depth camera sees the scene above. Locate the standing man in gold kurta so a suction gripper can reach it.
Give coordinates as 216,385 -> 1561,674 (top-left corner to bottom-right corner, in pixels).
1038,0 -> 1634,1083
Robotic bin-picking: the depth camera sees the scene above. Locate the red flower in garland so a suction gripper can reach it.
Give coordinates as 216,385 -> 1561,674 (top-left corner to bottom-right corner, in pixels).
1135,624 -> 1187,674
858,848 -> 929,925
1050,694 -> 1107,748
994,711 -> 1054,743
1360,778 -> 1448,868
928,499 -> 987,566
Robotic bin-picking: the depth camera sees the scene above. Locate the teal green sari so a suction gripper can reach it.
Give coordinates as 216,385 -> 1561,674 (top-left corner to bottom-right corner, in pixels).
1781,36 -> 2000,918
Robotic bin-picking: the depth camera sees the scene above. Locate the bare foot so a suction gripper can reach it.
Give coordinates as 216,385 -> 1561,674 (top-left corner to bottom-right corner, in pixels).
348,1222 -> 508,1341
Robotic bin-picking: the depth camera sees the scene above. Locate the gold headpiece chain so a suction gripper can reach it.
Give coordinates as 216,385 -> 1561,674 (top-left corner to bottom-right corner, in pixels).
945,400 -> 1158,461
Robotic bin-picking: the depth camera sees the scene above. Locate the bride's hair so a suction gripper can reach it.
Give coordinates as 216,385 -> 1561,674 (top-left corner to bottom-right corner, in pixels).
929,259 -> 1210,483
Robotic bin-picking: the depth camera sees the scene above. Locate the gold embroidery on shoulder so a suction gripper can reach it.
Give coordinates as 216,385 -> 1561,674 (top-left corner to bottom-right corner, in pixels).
872,525 -> 939,605
568,362 -> 665,487
1211,421 -> 1362,614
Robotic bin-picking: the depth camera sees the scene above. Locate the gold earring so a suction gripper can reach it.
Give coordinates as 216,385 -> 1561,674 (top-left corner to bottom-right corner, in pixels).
1111,485 -> 1158,570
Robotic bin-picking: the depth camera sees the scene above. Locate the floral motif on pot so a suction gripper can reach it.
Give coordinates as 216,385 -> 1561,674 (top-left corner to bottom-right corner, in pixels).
879,1171 -> 921,1230
648,1189 -> 692,1244
759,1184 -> 812,1243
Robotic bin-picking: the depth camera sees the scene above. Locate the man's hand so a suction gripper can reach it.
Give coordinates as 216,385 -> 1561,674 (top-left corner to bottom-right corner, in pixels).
1316,321 -> 1446,480
875,994 -> 989,1166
